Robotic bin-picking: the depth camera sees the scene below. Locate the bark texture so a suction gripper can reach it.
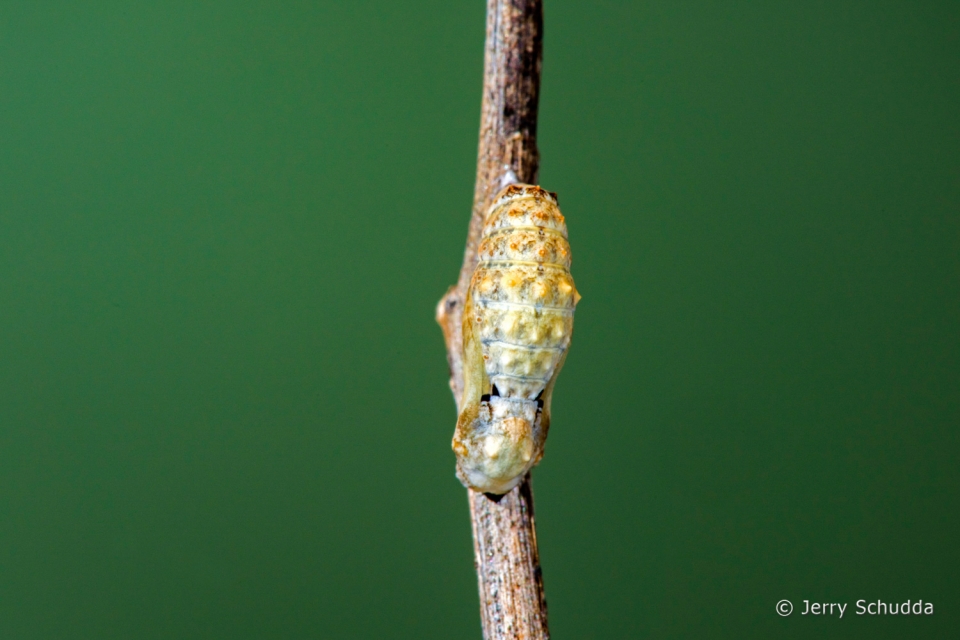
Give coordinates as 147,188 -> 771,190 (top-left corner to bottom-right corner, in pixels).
435,1 -> 549,638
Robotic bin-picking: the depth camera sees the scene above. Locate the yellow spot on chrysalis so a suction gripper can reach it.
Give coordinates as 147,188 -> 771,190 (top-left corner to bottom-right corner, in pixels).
552,320 -> 565,339
501,314 -> 518,335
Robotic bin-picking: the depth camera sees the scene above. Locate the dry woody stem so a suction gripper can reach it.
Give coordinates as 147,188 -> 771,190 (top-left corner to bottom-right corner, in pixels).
436,0 -> 549,638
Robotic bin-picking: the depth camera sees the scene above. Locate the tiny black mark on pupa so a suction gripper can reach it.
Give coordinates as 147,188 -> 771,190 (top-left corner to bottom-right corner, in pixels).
480,394 -> 491,403
483,492 -> 506,502
491,383 -> 501,397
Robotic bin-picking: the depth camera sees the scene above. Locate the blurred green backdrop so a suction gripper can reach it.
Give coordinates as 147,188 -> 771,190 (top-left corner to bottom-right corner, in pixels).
1,1 -> 957,638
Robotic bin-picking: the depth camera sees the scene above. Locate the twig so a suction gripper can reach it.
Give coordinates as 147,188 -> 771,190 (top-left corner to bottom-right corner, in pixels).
436,1 -> 548,638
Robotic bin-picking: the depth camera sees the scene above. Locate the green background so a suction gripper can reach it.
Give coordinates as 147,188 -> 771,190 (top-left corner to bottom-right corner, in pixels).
1,1 -> 957,638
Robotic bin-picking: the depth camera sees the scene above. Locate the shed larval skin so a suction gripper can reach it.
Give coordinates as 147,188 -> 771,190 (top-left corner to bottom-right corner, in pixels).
453,184 -> 581,494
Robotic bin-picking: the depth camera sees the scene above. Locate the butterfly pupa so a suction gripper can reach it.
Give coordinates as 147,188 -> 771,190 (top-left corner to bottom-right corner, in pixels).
453,184 -> 581,494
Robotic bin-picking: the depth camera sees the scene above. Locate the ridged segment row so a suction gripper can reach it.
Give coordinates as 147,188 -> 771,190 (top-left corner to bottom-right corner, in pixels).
470,185 -> 579,399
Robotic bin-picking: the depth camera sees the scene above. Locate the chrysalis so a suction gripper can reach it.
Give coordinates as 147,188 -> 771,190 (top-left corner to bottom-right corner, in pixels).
453,184 -> 581,494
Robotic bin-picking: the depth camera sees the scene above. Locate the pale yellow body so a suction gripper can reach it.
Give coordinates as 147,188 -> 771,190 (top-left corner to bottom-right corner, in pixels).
453,184 -> 580,494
